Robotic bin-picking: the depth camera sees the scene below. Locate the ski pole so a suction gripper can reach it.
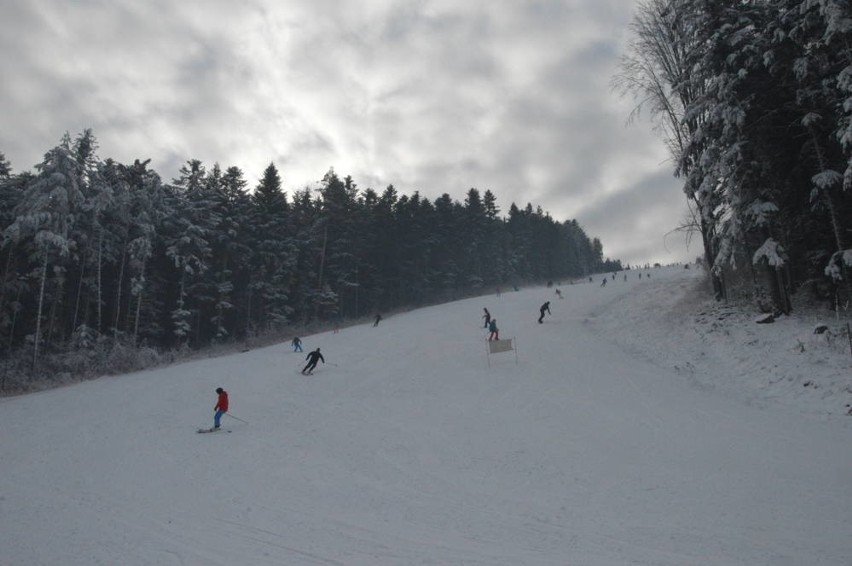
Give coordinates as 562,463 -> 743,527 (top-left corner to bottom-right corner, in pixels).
226,413 -> 249,424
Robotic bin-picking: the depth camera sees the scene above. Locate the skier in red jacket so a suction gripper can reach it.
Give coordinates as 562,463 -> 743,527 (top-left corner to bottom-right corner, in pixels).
213,387 -> 229,429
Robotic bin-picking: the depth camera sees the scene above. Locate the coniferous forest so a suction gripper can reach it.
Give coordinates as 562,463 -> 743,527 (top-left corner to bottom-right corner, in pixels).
616,0 -> 851,313
0,132 -> 617,387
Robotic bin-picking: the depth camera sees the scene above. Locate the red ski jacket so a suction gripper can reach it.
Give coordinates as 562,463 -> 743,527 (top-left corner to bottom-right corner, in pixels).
215,390 -> 229,412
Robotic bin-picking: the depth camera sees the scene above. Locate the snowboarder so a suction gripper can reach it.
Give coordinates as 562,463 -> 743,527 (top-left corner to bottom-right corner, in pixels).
555,288 -> 563,299
213,387 -> 229,429
302,348 -> 325,374
538,301 -> 551,324
482,308 -> 491,328
373,313 -> 382,327
291,336 -> 303,352
488,318 -> 499,341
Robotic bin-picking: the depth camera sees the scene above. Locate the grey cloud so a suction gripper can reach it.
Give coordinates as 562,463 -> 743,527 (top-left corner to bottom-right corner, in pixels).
0,0 -> 691,265
578,167 -> 694,263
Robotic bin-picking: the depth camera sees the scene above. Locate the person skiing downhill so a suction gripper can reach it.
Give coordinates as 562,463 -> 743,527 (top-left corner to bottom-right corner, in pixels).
213,387 -> 229,429
488,318 -> 499,341
291,336 -> 303,352
482,308 -> 491,329
302,348 -> 325,374
538,301 -> 551,324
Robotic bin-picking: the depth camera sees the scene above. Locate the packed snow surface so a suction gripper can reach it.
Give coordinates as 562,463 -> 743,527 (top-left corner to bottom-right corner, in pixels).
2,266 -> 851,565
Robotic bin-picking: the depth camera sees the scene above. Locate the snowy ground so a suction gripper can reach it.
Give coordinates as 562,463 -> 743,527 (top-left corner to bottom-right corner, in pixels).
588,268 -> 852,418
1,266 -> 851,565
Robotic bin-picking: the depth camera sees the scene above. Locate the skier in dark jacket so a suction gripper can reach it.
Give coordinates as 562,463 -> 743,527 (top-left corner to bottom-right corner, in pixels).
482,308 -> 491,329
538,301 -> 551,324
302,348 -> 325,374
291,336 -> 303,352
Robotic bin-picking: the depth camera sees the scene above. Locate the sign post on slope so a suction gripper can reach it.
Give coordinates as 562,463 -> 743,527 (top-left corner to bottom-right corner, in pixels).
486,337 -> 518,367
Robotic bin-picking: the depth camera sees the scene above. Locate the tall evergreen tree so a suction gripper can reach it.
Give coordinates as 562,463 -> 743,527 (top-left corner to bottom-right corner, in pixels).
121,159 -> 168,344
163,160 -> 213,347
316,170 -> 362,319
248,163 -> 294,331
207,165 -> 253,341
4,137 -> 83,368
0,153 -> 27,353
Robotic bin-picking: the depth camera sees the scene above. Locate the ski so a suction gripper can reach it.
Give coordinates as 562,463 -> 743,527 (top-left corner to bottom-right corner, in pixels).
197,427 -> 231,433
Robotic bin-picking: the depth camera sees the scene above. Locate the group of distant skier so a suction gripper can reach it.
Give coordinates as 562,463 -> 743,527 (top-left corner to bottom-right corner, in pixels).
206,272 -> 648,429
482,308 -> 499,340
480,298 -> 553,345
205,342 -> 325,430
596,271 -> 652,287
289,336 -> 325,374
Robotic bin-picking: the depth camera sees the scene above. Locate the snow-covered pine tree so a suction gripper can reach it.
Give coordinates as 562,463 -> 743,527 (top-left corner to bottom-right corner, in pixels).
317,170 -> 364,319
615,0 -> 722,296
248,163 -> 294,331
783,0 -> 852,305
200,165 -> 250,342
121,159 -> 166,344
392,191 -> 436,305
164,160 -> 213,348
4,137 -> 83,369
0,153 -> 23,331
68,131 -> 119,337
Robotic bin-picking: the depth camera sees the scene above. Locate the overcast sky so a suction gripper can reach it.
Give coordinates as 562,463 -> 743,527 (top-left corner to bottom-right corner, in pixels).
0,0 -> 698,267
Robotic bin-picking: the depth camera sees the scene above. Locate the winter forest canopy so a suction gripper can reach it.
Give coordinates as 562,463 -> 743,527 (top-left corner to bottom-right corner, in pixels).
0,131 -> 617,384
616,0 -> 852,312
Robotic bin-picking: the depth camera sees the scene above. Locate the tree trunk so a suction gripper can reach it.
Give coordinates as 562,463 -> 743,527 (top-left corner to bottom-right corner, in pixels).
7,283 -> 22,356
132,260 -> 146,345
0,243 -> 14,327
244,282 -> 252,339
32,253 -> 48,373
113,239 -> 128,339
763,263 -> 791,315
699,214 -> 725,300
97,229 -> 103,333
71,237 -> 91,332
315,224 -> 328,321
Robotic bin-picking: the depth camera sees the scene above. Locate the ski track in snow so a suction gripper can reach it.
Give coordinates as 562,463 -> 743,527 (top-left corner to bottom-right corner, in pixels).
1,266 -> 851,565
